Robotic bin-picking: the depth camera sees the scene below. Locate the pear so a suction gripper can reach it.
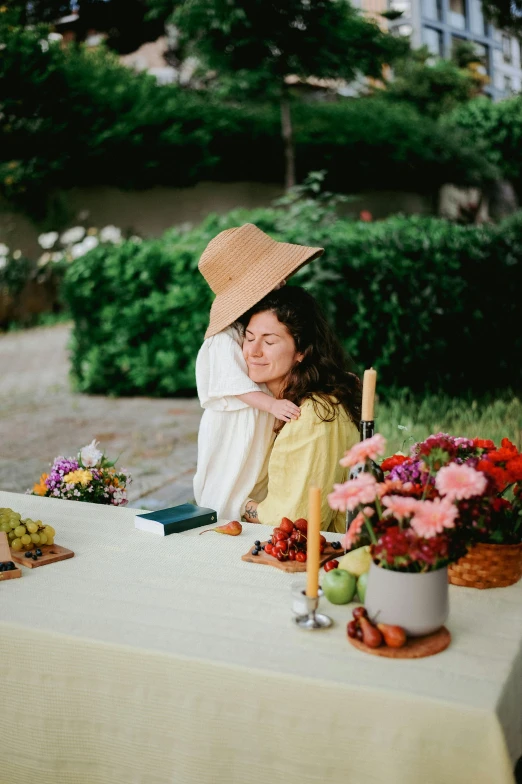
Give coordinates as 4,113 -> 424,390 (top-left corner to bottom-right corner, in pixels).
337,546 -> 372,577
377,623 -> 407,648
199,520 -> 242,536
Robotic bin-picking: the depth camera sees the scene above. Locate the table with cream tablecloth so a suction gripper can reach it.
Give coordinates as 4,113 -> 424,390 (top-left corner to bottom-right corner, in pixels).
0,489 -> 520,784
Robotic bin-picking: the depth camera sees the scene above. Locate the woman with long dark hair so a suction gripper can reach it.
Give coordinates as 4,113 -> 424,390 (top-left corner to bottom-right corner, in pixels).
240,287 -> 361,533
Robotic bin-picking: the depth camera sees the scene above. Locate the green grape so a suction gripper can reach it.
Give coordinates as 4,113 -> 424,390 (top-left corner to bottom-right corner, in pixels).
26,522 -> 38,534
9,520 -> 18,530
30,533 -> 40,544
11,538 -> 22,551
0,521 -> 11,533
46,537 -> 54,546
21,534 -> 31,546
14,525 -> 26,538
38,533 -> 48,545
44,525 -> 56,537
8,531 -> 15,540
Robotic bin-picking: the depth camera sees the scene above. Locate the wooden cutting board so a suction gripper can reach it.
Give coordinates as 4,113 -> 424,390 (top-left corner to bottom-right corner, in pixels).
0,531 -> 22,580
348,626 -> 451,659
10,543 -> 74,569
242,541 -> 342,573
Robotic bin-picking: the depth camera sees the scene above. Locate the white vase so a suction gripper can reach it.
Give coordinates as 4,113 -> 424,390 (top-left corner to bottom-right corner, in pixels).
364,561 -> 449,637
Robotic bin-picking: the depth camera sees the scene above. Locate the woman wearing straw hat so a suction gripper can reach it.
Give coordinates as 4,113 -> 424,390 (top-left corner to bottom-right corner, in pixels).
194,224 -> 324,521
240,287 -> 360,533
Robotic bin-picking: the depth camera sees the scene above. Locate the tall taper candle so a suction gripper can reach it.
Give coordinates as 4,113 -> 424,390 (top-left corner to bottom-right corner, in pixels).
306,486 -> 321,598
361,367 -> 377,422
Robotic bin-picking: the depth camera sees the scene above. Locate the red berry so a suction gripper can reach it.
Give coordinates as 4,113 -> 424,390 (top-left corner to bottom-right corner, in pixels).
288,548 -> 297,561
264,543 -> 273,555
275,531 -> 289,542
294,518 -> 308,533
323,559 -> 339,572
295,552 -> 307,563
319,535 -> 327,546
280,518 -> 294,534
276,550 -> 288,562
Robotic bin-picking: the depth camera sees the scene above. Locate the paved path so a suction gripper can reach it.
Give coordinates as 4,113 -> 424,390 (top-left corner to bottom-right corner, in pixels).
0,324 -> 201,510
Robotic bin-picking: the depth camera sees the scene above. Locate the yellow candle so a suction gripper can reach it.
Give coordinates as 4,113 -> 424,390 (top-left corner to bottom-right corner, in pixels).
306,486 -> 321,598
361,367 -> 377,421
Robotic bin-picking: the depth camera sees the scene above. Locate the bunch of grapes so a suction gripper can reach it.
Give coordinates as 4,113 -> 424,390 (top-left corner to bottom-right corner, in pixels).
0,508 -> 56,551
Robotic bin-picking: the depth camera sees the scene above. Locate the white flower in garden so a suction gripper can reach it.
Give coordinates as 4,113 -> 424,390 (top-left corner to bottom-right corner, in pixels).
0,257 -> 7,269
0,243 -> 9,256
38,253 -> 51,266
60,226 -> 85,245
13,250 -> 22,259
51,252 -> 64,262
100,225 -> 122,244
129,235 -> 142,244
79,440 -> 103,468
39,40 -> 49,52
70,236 -> 98,259
48,33 -> 62,43
38,231 -> 59,249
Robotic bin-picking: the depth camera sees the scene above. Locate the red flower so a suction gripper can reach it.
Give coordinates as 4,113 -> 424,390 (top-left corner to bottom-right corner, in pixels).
507,456 -> 522,483
381,454 -> 409,472
473,438 -> 495,451
477,459 -> 510,493
359,210 -> 373,222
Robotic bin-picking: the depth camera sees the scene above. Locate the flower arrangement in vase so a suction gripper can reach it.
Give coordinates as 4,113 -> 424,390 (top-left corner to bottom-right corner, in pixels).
328,433 -> 522,633
31,440 -> 131,506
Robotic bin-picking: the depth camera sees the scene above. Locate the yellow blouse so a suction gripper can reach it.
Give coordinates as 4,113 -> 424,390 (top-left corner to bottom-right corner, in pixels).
255,398 -> 359,534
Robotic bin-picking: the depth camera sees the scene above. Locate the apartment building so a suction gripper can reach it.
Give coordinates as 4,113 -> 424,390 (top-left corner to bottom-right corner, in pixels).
383,0 -> 522,97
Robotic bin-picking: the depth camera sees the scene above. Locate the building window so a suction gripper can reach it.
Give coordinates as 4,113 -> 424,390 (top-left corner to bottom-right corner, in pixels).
502,34 -> 513,63
470,0 -> 487,35
504,75 -> 513,93
423,26 -> 444,56
422,0 -> 443,21
449,0 -> 467,30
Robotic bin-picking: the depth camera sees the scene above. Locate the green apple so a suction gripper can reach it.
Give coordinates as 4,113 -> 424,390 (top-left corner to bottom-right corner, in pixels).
322,568 -> 357,605
357,571 -> 369,603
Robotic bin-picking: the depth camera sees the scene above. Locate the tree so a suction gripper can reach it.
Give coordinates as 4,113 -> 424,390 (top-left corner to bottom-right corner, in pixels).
480,0 -> 522,35
146,0 -> 407,189
380,45 -> 487,118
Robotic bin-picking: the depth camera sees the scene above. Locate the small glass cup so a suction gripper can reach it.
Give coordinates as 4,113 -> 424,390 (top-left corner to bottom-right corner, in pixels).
291,581 -> 333,629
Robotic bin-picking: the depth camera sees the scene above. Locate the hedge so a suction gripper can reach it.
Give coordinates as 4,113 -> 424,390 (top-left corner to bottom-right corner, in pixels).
1,22 -> 494,217
62,205 -> 522,398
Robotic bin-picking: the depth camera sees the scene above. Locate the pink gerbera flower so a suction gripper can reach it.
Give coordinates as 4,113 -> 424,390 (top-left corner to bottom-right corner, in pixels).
327,473 -> 379,513
340,434 -> 386,468
382,495 -> 419,519
434,463 -> 487,502
410,498 -> 458,539
342,507 -> 374,549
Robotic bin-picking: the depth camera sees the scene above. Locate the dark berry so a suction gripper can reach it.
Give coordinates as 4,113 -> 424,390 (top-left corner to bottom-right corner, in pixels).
32,554 -> 38,561
36,549 -> 42,556
254,540 -> 261,546
331,541 -> 341,550
25,551 -> 33,558
0,564 -> 4,572
7,562 -> 15,571
251,549 -> 259,556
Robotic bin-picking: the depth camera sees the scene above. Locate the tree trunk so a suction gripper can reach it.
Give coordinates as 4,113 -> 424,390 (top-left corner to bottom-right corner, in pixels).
280,86 -> 296,191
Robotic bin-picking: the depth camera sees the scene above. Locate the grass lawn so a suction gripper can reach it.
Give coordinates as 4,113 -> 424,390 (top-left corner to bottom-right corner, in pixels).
376,392 -> 522,456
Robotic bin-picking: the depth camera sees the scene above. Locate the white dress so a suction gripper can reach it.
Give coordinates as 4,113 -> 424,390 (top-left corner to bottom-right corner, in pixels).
193,325 -> 275,521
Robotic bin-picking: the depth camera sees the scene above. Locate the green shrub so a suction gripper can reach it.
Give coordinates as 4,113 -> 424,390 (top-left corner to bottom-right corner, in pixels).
0,19 -> 494,217
62,205 -> 522,397
446,96 -> 522,199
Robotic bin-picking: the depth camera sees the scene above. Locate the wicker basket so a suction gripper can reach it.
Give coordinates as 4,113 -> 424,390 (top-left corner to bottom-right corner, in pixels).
448,542 -> 522,589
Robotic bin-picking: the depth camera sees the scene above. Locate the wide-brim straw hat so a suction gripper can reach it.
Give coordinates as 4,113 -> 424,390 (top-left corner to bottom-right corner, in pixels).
199,223 -> 324,338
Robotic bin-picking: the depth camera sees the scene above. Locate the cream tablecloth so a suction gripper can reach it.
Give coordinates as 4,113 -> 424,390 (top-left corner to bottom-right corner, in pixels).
0,490 -> 520,784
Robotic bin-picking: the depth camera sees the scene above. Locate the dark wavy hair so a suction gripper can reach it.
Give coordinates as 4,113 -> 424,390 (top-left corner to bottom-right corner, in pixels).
240,287 -> 361,432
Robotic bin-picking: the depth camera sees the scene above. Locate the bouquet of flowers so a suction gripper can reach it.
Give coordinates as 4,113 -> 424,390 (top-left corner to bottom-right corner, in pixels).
31,440 -> 131,506
328,433 -> 522,573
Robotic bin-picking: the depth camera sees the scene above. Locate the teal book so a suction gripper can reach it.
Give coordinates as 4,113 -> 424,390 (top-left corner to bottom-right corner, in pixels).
134,503 -> 217,536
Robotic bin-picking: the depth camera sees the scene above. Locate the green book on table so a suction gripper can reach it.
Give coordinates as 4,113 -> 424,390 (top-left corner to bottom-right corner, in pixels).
134,503 -> 217,536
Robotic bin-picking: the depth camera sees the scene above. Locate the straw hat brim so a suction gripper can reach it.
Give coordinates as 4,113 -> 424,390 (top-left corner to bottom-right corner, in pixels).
204,241 -> 323,339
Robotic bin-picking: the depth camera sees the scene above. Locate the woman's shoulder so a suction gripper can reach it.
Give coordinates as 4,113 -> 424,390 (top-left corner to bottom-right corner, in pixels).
295,397 -> 357,431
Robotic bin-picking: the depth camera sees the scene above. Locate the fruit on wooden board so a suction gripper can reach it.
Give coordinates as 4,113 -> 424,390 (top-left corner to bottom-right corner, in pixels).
377,624 -> 407,648
348,606 -> 407,649
359,617 -> 383,648
0,508 -> 55,550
